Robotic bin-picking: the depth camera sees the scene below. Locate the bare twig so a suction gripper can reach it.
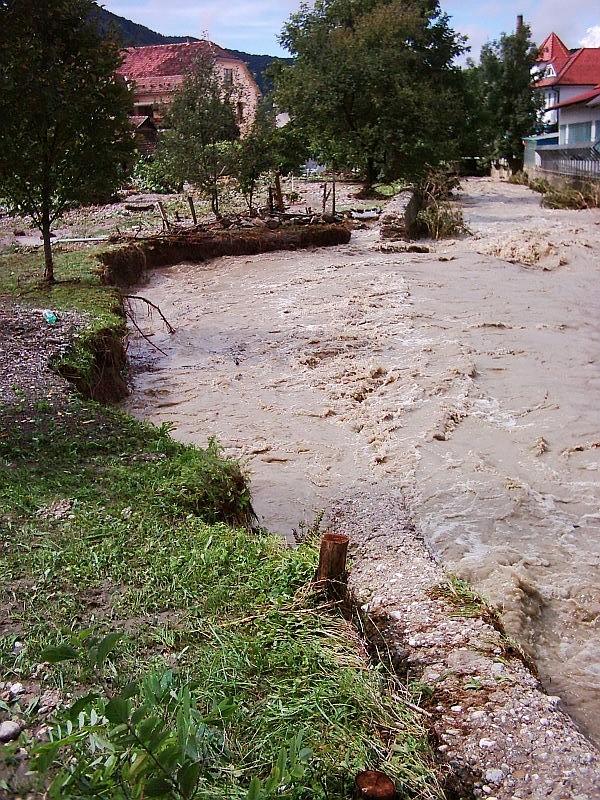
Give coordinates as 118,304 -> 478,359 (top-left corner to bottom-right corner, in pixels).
124,295 -> 176,334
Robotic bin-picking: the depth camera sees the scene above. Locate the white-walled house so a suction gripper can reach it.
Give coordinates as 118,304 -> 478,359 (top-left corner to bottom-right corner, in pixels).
550,87 -> 600,146
525,33 -> 600,179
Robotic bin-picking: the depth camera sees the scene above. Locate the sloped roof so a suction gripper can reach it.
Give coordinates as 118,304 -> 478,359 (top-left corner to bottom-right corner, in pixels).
130,115 -> 157,129
547,84 -> 600,110
118,41 -> 242,81
537,46 -> 600,88
537,32 -> 570,66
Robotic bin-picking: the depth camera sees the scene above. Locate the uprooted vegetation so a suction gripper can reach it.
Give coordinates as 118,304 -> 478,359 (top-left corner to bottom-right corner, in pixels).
415,170 -> 470,239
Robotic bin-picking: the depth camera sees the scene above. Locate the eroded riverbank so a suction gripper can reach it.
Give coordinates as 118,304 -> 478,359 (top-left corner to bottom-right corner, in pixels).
123,178 -> 600,745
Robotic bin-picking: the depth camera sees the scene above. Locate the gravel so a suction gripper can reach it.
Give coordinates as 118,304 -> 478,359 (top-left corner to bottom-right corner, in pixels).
325,483 -> 600,799
0,303 -> 86,406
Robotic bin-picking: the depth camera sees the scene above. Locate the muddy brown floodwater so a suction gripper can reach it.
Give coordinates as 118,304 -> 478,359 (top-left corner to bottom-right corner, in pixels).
124,178 -> 600,747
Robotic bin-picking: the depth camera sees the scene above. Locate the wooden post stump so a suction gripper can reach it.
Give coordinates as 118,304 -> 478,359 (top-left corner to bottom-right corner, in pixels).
314,532 -> 349,599
274,171 -> 285,213
353,770 -> 397,799
157,200 -> 171,231
188,196 -> 197,225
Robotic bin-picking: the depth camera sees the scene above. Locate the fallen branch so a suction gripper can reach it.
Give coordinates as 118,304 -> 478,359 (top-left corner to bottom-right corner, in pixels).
123,295 -> 176,335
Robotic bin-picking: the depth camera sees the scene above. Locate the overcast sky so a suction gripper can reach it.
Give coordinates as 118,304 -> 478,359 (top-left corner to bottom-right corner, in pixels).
101,0 -> 600,58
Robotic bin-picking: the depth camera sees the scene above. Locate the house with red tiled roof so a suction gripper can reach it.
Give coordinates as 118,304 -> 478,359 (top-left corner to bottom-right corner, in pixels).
534,33 -> 600,131
118,41 -> 260,134
525,33 -> 600,179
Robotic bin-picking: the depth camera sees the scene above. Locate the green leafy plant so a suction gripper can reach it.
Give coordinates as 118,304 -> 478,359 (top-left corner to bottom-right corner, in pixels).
131,156 -> 178,194
32,634 -> 314,800
416,201 -> 468,239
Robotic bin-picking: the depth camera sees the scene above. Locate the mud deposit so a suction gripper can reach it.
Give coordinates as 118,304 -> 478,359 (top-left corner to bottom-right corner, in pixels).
124,179 -> 600,746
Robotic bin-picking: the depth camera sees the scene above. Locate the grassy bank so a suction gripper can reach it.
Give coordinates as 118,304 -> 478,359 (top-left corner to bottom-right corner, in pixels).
0,249 -> 442,798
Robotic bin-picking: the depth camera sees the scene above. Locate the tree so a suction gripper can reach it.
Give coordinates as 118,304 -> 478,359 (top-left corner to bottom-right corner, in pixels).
272,0 -> 466,186
0,0 -> 133,282
156,52 -> 240,216
469,22 -> 541,171
231,102 -> 310,212
232,101 -> 277,212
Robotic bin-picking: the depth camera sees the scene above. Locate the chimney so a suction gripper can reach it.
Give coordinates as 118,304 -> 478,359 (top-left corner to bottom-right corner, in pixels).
516,14 -> 523,32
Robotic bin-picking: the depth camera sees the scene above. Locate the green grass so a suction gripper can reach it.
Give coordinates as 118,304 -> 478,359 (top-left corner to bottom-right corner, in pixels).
0,242 -> 442,799
0,399 -> 440,798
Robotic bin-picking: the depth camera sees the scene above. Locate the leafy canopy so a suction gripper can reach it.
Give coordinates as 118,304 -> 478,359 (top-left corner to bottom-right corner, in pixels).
272,0 -> 467,184
462,22 -> 542,170
0,0 -> 133,281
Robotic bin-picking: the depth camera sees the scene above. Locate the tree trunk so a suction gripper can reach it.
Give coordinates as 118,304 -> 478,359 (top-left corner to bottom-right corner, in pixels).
41,204 -> 54,283
211,185 -> 220,217
364,157 -> 377,193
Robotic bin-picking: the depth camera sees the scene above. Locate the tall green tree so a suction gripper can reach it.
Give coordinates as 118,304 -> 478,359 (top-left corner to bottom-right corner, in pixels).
272,0 -> 466,186
156,53 -> 240,216
231,103 -> 310,212
0,0 -> 133,282
471,23 -> 541,171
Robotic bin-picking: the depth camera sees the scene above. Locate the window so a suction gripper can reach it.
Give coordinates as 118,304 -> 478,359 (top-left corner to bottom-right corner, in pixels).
567,122 -> 592,144
559,125 -> 567,145
223,68 -> 233,85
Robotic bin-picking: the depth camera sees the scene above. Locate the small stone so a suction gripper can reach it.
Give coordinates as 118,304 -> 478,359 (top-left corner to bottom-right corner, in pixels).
451,705 -> 462,712
479,738 -> 497,749
0,720 -> 22,743
547,695 -> 561,707
9,682 -> 24,697
485,768 -> 505,785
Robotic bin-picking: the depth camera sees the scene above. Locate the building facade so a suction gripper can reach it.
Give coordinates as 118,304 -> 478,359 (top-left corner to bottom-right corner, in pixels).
118,41 -> 261,134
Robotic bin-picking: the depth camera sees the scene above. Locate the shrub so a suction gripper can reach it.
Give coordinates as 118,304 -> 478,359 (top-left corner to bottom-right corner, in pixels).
131,156 -> 178,194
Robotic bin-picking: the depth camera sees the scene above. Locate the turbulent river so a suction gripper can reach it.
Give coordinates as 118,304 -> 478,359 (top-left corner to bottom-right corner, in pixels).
123,179 -> 600,746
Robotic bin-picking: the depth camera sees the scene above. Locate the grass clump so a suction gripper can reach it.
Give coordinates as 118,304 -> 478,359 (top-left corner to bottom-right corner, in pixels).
415,169 -> 469,239
427,576 -> 501,629
541,182 -> 600,209
508,170 -> 600,209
